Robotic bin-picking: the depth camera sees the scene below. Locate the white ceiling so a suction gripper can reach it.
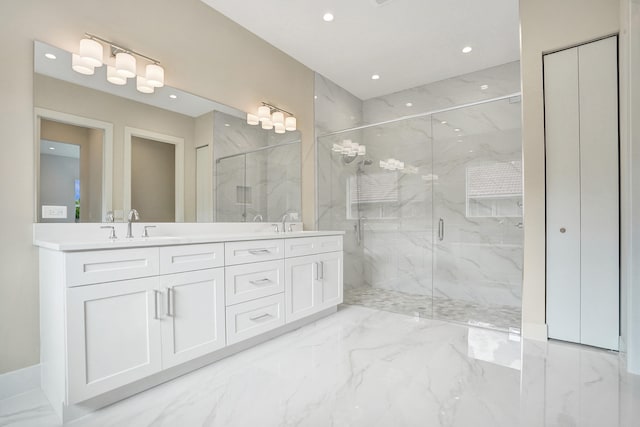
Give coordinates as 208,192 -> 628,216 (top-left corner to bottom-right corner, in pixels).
201,0 -> 520,100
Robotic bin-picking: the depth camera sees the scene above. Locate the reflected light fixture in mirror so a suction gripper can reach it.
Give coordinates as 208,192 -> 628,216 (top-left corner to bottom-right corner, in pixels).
107,66 -> 126,85
72,33 -> 165,94
71,54 -> 95,75
248,102 -> 296,132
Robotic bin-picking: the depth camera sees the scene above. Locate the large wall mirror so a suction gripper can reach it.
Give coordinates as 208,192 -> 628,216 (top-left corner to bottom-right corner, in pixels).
34,40 -> 301,223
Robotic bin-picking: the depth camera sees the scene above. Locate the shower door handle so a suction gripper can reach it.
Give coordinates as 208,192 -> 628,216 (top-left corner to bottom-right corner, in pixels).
438,218 -> 444,241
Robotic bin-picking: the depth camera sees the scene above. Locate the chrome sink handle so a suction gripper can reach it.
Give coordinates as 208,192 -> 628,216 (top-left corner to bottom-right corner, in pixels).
100,225 -> 117,240
142,225 -> 156,238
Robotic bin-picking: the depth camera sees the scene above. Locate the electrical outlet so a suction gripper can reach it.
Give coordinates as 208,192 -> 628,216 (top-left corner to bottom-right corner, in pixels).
42,205 -> 67,219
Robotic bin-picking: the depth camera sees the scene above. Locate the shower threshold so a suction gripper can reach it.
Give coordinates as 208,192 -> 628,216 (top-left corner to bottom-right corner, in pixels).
343,286 -> 521,334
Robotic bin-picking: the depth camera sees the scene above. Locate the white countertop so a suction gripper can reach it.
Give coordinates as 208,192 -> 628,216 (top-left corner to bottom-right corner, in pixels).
34,230 -> 345,252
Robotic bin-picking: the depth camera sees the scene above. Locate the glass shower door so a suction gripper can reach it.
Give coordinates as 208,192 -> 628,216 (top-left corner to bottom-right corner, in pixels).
317,116 -> 435,317
431,97 -> 523,330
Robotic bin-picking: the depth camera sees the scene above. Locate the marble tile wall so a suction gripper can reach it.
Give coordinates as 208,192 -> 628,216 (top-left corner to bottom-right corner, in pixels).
315,62 -> 523,327
362,61 -> 521,124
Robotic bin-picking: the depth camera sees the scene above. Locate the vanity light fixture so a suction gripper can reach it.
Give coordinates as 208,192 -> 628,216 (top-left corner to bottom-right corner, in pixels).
405,102 -> 413,107
371,74 -> 380,80
247,102 -> 297,133
323,12 -> 334,22
71,33 -> 165,94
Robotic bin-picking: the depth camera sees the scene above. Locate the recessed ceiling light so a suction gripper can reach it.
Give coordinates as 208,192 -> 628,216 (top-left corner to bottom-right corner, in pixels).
323,12 -> 334,22
454,128 -> 461,132
405,102 -> 413,107
314,95 -> 318,99
441,120 -> 447,124
48,146 -> 55,150
371,74 -> 380,80
480,84 -> 489,90
462,46 -> 473,54
224,123 -> 230,127
45,53 -> 56,60
169,94 -> 177,99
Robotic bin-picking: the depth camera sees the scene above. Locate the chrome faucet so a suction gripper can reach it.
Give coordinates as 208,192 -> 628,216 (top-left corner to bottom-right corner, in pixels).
126,209 -> 140,238
281,213 -> 292,233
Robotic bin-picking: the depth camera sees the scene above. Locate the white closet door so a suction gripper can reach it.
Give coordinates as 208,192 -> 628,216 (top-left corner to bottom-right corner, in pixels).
578,37 -> 619,350
544,48 -> 582,343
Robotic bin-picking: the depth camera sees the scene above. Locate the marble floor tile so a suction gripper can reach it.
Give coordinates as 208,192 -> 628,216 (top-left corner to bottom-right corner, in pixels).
345,285 -> 521,331
1,305 -> 638,427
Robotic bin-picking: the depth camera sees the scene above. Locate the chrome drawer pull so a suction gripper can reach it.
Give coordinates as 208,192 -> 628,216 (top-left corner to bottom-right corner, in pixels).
249,313 -> 273,322
249,278 -> 273,286
248,249 -> 271,255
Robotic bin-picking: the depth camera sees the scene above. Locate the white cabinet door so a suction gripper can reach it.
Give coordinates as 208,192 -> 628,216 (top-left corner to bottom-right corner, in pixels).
317,252 -> 343,309
160,268 -> 225,368
66,277 -> 162,404
285,252 -> 343,323
285,254 -> 321,322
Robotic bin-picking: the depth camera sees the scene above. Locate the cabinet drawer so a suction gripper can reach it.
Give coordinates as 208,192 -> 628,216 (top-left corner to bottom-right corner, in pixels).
285,235 -> 343,258
226,293 -> 285,345
225,260 -> 285,306
66,248 -> 159,287
159,243 -> 224,274
224,239 -> 284,266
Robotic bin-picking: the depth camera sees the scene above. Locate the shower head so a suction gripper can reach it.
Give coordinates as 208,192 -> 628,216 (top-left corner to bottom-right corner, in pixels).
356,158 -> 373,172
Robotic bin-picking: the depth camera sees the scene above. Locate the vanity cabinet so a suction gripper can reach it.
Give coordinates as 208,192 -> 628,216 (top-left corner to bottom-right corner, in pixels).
285,250 -> 343,323
159,268 -> 225,368
66,277 -> 162,404
37,231 -> 343,421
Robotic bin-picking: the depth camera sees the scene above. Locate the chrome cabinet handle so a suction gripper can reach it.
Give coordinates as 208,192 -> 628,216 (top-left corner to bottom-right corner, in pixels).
166,287 -> 174,317
248,249 -> 271,255
153,290 -> 160,320
315,262 -> 319,280
319,261 -> 324,280
250,278 -> 272,286
438,218 -> 444,241
249,313 -> 273,322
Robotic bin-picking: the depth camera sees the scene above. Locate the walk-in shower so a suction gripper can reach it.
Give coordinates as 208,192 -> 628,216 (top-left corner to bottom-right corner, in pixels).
317,95 -> 523,331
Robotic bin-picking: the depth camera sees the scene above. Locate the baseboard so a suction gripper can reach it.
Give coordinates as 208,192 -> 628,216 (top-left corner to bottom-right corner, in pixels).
0,364 -> 40,400
522,322 -> 548,341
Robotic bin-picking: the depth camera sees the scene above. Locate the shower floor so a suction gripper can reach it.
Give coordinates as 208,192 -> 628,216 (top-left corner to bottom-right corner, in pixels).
344,286 -> 521,332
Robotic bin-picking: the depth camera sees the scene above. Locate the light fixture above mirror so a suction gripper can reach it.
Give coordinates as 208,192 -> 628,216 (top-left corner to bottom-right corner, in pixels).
71,33 -> 165,94
247,102 -> 297,133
